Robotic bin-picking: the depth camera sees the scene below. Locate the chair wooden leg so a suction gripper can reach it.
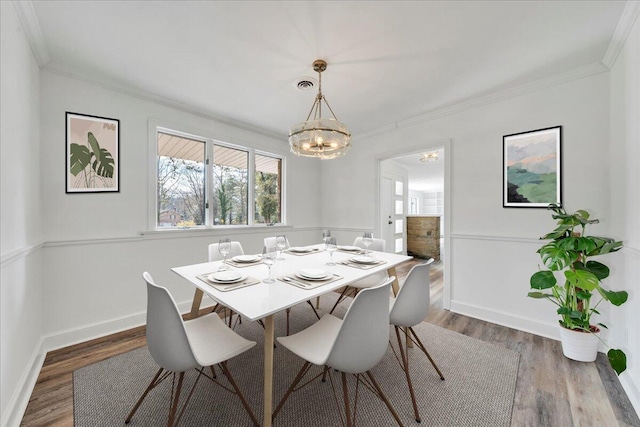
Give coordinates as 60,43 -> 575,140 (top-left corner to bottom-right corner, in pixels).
409,327 -> 444,380
329,287 -> 351,314
167,372 -> 185,427
273,361 -> 311,421
125,367 -> 165,424
366,370 -> 405,427
286,308 -> 291,336
342,372 -> 353,427
306,300 -> 321,319
219,362 -> 260,427
395,327 -> 421,422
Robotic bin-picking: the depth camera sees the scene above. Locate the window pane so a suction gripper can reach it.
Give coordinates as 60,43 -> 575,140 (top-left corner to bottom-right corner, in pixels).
157,132 -> 205,228
395,200 -> 403,215
395,238 -> 403,253
395,219 -> 403,234
212,145 -> 248,225
255,154 -> 282,224
395,181 -> 403,196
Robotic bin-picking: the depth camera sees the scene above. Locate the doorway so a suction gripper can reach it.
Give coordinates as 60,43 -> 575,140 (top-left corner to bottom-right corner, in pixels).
375,139 -> 450,310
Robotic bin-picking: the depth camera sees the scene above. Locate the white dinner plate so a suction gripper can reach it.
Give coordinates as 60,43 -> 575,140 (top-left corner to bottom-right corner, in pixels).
289,247 -> 313,253
350,256 -> 378,264
338,245 -> 361,252
208,271 -> 247,284
232,254 -> 260,263
295,268 -> 330,280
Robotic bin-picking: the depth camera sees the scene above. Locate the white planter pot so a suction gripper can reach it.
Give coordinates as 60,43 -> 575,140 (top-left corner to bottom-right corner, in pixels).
559,325 -> 600,362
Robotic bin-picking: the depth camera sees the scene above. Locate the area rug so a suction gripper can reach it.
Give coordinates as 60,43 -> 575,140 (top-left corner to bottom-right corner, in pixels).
74,295 -> 519,426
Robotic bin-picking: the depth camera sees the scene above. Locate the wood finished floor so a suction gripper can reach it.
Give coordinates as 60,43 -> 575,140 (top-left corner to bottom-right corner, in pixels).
20,259 -> 640,427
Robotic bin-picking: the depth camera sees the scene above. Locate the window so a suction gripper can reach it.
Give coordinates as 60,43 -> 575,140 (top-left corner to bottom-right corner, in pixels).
155,127 -> 284,229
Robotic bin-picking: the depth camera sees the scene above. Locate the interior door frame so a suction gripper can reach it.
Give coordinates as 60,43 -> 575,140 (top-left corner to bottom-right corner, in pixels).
373,138 -> 452,310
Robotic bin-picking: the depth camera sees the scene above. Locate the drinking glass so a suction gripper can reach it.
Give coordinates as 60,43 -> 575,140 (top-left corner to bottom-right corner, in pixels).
262,244 -> 277,283
322,229 -> 332,245
218,238 -> 231,271
275,235 -> 287,260
362,232 -> 373,255
326,237 -> 337,266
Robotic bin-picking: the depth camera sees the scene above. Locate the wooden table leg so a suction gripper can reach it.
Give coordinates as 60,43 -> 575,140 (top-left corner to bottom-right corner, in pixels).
189,288 -> 204,319
387,266 -> 400,296
263,314 -> 275,427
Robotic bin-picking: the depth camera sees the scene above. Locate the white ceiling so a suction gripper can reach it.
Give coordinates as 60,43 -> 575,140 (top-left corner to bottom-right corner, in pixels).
393,148 -> 445,193
29,1 -> 627,139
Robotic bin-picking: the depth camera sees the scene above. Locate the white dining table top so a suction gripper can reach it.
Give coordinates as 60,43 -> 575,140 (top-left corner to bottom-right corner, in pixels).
172,244 -> 412,322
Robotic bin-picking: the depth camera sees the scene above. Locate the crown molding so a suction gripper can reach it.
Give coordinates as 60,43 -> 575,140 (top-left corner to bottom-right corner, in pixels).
358,62 -> 608,139
41,64 -> 287,142
602,1 -> 640,69
12,0 -> 50,67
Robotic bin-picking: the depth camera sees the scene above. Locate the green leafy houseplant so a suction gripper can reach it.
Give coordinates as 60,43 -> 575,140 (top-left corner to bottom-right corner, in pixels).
529,204 -> 628,375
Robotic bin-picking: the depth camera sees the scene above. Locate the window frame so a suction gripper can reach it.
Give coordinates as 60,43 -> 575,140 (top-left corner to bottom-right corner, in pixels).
148,120 -> 286,231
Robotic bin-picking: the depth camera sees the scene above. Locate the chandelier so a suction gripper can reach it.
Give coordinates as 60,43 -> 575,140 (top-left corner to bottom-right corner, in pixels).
420,151 -> 439,162
289,59 -> 351,160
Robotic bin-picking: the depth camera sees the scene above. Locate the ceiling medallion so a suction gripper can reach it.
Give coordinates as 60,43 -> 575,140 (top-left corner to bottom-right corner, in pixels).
289,59 -> 351,160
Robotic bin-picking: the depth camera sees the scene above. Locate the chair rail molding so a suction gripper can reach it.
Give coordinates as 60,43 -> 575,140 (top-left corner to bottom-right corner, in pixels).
0,241 -> 43,267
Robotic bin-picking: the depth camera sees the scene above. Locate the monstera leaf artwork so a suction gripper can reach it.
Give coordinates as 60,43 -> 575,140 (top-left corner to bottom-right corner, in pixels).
66,112 -> 119,193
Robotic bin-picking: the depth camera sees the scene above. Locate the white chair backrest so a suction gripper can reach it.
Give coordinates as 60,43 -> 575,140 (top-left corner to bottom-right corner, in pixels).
326,276 -> 395,374
143,272 -> 199,373
390,259 -> 434,327
208,241 -> 244,262
264,236 -> 290,248
353,236 -> 386,252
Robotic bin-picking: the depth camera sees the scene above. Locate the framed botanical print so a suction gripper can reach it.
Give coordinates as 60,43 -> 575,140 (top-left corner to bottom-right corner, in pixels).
503,126 -> 561,208
66,112 -> 119,193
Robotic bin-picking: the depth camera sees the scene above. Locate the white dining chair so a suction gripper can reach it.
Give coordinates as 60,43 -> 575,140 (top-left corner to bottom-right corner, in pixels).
208,241 -> 245,327
273,276 -> 404,427
389,259 -> 444,423
329,236 -> 388,314
125,272 -> 259,427
264,236 -> 320,335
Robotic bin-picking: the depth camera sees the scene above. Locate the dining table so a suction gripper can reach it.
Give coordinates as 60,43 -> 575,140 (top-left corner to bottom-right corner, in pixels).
172,243 -> 412,427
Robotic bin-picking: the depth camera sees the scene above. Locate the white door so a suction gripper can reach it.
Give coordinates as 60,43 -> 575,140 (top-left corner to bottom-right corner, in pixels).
381,175 -> 404,253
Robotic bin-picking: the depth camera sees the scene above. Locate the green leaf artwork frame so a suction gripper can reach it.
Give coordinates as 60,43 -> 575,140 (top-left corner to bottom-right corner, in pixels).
503,125 -> 562,208
66,112 -> 119,193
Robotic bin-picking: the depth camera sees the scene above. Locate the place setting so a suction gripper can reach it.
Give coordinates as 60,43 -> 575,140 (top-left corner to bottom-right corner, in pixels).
196,269 -> 261,292
339,255 -> 387,270
224,253 -> 264,268
285,246 -> 322,256
278,268 -> 342,290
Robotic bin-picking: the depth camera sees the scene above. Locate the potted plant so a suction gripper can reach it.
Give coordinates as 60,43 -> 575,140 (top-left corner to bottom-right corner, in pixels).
528,204 -> 628,375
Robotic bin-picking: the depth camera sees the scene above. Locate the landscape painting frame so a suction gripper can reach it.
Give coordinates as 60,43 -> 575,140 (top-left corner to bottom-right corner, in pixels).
503,126 -> 561,208
66,112 -> 119,193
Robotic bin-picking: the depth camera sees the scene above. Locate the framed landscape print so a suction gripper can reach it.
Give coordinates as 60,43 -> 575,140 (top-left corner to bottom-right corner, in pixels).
66,112 -> 119,193
503,126 -> 561,208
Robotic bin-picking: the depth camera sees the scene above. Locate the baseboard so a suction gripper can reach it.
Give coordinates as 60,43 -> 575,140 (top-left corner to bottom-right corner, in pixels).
619,374 -> 640,419
42,299 -> 196,352
449,300 -> 560,341
1,338 -> 46,427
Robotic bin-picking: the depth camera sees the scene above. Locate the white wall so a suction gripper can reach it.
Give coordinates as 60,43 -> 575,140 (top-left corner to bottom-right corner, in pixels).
609,10 -> 640,414
0,3 -> 44,425
322,72 -> 611,340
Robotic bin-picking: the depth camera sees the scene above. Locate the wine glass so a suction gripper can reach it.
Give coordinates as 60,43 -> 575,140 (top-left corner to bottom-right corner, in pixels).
326,237 -> 337,266
262,244 -> 277,283
322,229 -> 332,245
218,238 -> 231,271
275,235 -> 287,260
362,232 -> 373,256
